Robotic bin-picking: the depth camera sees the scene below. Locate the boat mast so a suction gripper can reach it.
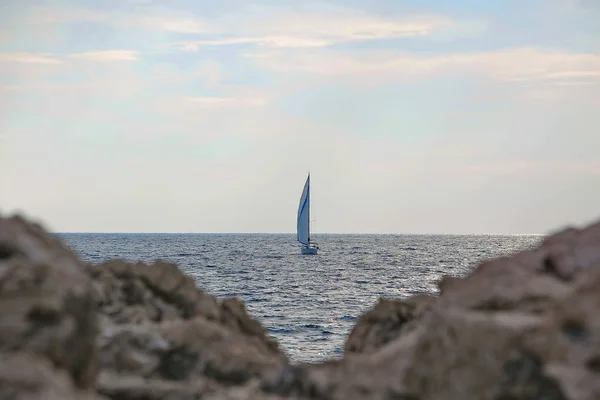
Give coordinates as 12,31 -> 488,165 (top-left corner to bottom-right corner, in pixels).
307,173 -> 310,245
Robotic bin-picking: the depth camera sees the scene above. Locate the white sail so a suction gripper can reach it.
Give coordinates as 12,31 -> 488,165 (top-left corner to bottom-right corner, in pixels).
297,174 -> 310,246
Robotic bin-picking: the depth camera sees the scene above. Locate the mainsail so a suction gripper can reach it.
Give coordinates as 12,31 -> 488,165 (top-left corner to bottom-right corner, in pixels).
297,174 -> 310,246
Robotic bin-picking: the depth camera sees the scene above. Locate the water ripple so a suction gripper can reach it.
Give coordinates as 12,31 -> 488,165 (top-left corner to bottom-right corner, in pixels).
58,232 -> 543,364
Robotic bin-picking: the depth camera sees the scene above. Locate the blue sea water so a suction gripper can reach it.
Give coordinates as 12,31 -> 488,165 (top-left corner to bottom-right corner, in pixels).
58,233 -> 543,364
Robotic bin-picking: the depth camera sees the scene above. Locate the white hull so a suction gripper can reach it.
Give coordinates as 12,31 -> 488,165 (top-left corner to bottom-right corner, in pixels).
301,246 -> 318,255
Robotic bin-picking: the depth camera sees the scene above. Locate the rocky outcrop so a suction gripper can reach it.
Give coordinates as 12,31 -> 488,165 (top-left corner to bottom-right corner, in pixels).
90,259 -> 284,380
1,212 -> 600,400
0,216 -> 100,399
0,353 -> 104,400
344,294 -> 436,355
260,220 -> 600,400
0,215 -> 287,399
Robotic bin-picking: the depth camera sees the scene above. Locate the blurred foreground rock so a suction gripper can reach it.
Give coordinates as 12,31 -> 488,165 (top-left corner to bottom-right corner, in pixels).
1,213 -> 600,399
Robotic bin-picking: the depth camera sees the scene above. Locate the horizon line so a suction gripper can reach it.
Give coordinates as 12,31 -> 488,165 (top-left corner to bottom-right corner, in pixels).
53,231 -> 547,236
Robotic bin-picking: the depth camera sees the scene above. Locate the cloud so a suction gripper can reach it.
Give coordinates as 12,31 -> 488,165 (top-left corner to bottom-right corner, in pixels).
450,161 -> 600,175
68,50 -> 140,62
239,10 -> 452,40
185,96 -> 267,108
168,18 -> 486,51
26,5 -> 220,34
124,14 -> 217,34
170,11 -> 460,50
0,50 -> 140,73
23,3 -> 465,50
543,70 -> 600,79
551,80 -> 598,86
242,47 -> 600,87
0,53 -> 62,64
32,8 -> 108,24
169,36 -> 337,51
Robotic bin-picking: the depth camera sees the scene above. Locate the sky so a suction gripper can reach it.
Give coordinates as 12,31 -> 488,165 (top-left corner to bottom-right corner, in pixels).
1,0 -> 599,234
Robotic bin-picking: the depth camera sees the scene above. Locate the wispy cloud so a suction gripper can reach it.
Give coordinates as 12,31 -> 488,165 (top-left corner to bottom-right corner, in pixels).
170,12 -> 459,50
125,14 -> 218,34
24,4 -> 463,50
241,11 -> 452,40
33,8 -> 108,24
0,50 -> 140,68
169,36 -> 337,51
551,80 -> 598,86
452,161 -> 600,175
0,52 -> 62,64
543,70 -> 600,79
243,47 -> 600,86
27,5 -> 220,34
185,97 -> 267,108
68,50 -> 140,62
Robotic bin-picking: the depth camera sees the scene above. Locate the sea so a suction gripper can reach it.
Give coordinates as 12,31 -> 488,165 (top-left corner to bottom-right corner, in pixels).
58,233 -> 544,364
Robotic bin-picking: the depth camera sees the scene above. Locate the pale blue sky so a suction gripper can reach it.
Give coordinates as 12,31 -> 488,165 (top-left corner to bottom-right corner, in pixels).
1,0 -> 599,234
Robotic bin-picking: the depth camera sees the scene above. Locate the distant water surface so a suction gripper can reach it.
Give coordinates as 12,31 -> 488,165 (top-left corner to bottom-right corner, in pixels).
58,233 -> 543,364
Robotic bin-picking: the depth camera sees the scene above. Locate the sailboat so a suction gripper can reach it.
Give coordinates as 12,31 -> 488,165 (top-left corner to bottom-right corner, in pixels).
297,173 -> 319,255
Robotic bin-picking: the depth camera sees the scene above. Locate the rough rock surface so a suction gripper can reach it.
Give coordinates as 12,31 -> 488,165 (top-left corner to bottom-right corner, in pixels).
0,216 -> 100,398
344,294 -> 436,355
1,212 -> 600,400
90,259 -> 284,388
